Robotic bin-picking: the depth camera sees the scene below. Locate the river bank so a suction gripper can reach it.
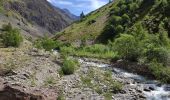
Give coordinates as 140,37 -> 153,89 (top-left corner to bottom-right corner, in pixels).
79,58 -> 170,100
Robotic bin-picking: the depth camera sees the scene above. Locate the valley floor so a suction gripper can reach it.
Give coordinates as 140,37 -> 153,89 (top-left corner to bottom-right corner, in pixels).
0,41 -> 148,100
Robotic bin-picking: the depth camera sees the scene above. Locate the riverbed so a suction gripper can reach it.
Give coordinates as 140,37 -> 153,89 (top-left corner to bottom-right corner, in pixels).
78,58 -> 170,100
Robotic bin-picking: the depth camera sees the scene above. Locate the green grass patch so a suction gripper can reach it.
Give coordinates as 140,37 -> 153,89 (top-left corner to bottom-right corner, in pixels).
60,44 -> 119,60
61,58 -> 79,75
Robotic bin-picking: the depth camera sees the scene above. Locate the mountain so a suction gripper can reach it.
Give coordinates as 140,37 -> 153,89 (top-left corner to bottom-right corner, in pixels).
55,0 -> 170,44
62,8 -> 79,21
0,0 -> 76,38
54,2 -> 114,43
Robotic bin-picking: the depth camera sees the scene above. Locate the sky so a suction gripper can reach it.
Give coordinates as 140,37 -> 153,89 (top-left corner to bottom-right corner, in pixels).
47,0 -> 109,16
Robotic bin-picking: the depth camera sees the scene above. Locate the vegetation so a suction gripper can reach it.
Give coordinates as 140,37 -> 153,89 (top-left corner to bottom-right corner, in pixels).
60,44 -> 118,59
149,61 -> 170,83
44,76 -> 56,86
57,94 -> 65,100
81,68 -> 122,100
55,0 -> 170,83
0,23 -> 23,47
34,36 -> 61,51
61,58 -> 79,75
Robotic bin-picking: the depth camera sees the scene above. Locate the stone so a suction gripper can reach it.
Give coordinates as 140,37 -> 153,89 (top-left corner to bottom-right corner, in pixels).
164,85 -> 170,91
139,95 -> 146,99
143,88 -> 151,92
149,86 -> 155,91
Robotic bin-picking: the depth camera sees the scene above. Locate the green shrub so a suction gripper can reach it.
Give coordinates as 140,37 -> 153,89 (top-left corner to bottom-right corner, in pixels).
114,34 -> 140,61
122,14 -> 130,24
145,46 -> 168,65
61,58 -> 78,75
149,61 -> 170,83
1,24 -> 23,47
34,36 -> 57,51
110,15 -> 122,24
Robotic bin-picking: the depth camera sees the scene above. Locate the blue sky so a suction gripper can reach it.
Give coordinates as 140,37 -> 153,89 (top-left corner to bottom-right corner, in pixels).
47,0 -> 109,16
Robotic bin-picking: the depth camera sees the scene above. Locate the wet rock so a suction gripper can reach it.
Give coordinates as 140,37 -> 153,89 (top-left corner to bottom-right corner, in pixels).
143,88 -> 151,92
149,86 -> 155,91
164,85 -> 170,91
139,95 -> 146,99
136,88 -> 142,93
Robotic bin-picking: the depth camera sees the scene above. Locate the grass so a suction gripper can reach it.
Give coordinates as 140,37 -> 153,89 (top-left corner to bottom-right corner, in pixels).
57,94 -> 65,100
54,1 -> 118,42
60,44 -> 118,60
61,58 -> 79,75
44,76 -> 56,86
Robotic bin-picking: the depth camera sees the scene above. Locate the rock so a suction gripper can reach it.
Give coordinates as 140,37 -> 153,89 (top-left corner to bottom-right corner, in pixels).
164,85 -> 170,91
149,86 -> 155,91
0,84 -> 58,100
120,90 -> 126,94
139,95 -> 146,99
136,89 -> 142,93
143,88 -> 151,92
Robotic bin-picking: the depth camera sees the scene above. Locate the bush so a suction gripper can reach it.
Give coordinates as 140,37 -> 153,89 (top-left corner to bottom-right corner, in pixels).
61,58 -> 78,75
34,36 -> 57,51
110,15 -> 122,24
145,46 -> 169,65
149,61 -> 170,83
1,24 -> 23,47
114,34 -> 140,61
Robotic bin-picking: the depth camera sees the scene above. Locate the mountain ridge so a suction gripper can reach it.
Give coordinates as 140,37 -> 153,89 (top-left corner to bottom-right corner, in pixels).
0,0 -> 76,38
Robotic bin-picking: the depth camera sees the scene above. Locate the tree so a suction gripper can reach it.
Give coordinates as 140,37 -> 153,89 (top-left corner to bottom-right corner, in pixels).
80,11 -> 85,19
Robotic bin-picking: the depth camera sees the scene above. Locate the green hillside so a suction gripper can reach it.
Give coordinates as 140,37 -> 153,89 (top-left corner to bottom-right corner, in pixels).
56,0 -> 170,44
54,0 -> 170,83
55,1 -> 120,43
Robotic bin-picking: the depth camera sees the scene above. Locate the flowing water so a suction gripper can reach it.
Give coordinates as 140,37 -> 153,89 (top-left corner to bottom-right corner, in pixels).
78,58 -> 170,100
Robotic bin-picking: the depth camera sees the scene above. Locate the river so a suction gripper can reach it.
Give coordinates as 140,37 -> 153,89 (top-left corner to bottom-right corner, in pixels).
78,58 -> 170,100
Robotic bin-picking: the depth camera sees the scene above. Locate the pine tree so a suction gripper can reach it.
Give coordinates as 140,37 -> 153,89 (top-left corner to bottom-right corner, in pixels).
80,11 -> 85,19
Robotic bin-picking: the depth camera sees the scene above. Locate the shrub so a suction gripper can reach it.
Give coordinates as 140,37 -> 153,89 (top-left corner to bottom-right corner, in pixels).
115,25 -> 124,33
61,58 -> 78,75
145,46 -> 168,65
34,36 -> 56,51
149,61 -> 170,83
87,19 -> 96,25
122,14 -> 130,24
114,34 -> 140,61
1,24 -> 23,47
110,15 -> 122,24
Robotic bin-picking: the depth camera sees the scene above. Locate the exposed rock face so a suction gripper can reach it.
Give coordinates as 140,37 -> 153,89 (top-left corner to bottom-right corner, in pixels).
0,84 -> 58,100
5,0 -> 75,33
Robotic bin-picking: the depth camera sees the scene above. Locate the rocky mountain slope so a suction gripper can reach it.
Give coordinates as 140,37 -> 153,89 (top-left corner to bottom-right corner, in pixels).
0,0 -> 76,38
